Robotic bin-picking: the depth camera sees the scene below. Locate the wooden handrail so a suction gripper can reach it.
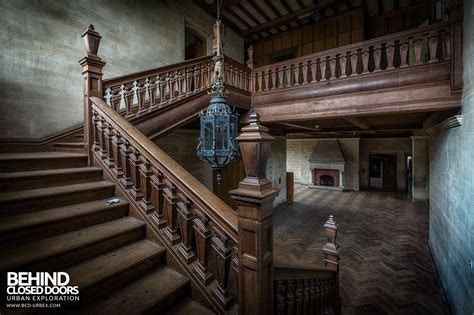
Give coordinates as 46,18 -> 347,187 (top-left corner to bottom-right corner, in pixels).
273,264 -> 336,280
103,55 -> 213,87
90,96 -> 238,241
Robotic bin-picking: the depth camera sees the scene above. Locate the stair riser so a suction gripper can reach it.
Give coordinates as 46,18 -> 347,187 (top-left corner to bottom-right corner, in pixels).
0,157 -> 87,173
7,225 -> 146,272
0,170 -> 103,192
0,204 -> 129,245
80,253 -> 165,305
0,186 -> 115,216
55,146 -> 85,153
145,283 -> 191,314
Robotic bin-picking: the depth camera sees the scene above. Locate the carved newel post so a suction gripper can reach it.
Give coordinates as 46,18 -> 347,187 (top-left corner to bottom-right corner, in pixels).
230,111 -> 280,315
322,215 -> 341,272
79,25 -> 106,165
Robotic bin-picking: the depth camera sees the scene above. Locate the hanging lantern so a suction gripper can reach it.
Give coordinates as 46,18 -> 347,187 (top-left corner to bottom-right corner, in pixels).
197,16 -> 240,184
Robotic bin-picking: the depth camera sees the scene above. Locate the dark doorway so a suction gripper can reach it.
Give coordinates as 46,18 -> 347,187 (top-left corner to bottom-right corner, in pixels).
185,28 -> 206,60
369,154 -> 397,191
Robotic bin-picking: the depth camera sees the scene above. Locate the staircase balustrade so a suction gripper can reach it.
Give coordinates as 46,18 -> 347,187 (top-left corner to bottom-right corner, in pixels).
252,21 -> 454,93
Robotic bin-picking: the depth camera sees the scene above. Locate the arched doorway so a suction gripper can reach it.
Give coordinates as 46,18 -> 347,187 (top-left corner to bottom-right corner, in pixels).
185,28 -> 206,60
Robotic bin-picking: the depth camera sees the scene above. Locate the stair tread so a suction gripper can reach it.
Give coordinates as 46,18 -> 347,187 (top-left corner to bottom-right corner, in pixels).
167,299 -> 215,315
86,266 -> 189,314
65,240 -> 165,290
54,142 -> 84,146
0,217 -> 145,271
0,167 -> 102,180
0,181 -> 114,203
0,152 -> 87,160
0,198 -> 128,234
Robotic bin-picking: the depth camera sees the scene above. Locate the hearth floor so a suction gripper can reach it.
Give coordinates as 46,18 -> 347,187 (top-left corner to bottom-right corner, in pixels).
273,184 -> 451,315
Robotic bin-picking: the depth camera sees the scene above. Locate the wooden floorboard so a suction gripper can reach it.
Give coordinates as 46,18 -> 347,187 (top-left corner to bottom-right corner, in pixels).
273,184 -> 450,315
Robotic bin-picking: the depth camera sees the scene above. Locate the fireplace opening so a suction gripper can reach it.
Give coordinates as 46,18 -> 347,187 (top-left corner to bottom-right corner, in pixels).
320,175 -> 335,187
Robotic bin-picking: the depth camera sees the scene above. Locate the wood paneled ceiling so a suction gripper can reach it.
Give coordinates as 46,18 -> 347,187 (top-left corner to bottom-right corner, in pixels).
193,0 -> 426,41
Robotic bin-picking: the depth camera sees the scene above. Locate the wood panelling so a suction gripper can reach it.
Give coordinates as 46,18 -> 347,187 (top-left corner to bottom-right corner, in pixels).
252,9 -> 364,67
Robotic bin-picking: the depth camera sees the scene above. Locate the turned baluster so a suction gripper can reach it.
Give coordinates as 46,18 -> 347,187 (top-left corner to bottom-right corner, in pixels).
185,67 -> 193,95
110,84 -> 122,112
207,62 -> 213,86
158,75 -> 165,104
98,118 -> 107,159
278,68 -> 284,88
171,72 -> 179,101
200,64 -> 206,90
123,82 -> 135,116
293,63 -> 300,86
111,130 -> 123,179
303,279 -> 310,313
350,52 -> 358,76
212,229 -> 233,309
373,47 -> 382,72
429,34 -> 439,63
271,69 -> 276,90
309,279 -> 316,314
92,110 -> 100,152
232,245 -> 239,296
177,72 -> 184,98
361,49 -> 370,74
129,148 -> 143,200
310,60 -> 317,83
295,280 -> 303,315
285,65 -> 292,86
287,280 -> 295,313
139,158 -> 154,213
193,66 -> 200,93
414,38 -> 423,65
137,78 -> 147,112
104,123 -> 115,168
164,74 -> 170,102
444,31 -> 451,58
400,41 -> 409,67
148,76 -> 157,107
263,69 -> 270,91
178,198 -> 196,263
150,171 -> 167,228
339,54 -> 347,78
275,281 -> 286,315
386,43 -> 395,69
302,61 -> 309,84
164,182 -> 180,244
119,140 -> 133,189
320,58 -> 327,81
193,209 -> 213,284
329,57 -> 336,80
257,71 -> 263,92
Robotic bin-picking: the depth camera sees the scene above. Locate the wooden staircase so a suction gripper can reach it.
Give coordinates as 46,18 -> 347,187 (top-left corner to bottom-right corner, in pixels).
0,151 -> 214,314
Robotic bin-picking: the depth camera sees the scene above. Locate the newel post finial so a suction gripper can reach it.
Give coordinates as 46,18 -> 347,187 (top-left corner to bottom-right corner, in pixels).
230,112 -> 279,315
79,24 -> 106,165
322,215 -> 341,272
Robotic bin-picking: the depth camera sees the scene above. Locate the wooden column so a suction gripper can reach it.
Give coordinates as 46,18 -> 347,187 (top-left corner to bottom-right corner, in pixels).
230,112 -> 280,315
79,25 -> 106,165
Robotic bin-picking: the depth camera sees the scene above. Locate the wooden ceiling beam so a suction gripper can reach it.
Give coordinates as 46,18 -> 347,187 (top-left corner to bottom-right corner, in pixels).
296,0 -> 305,10
235,3 -> 261,25
193,0 -> 243,34
264,0 -> 283,18
344,117 -> 370,129
243,0 -> 343,37
280,0 -> 295,14
277,122 -> 322,132
248,0 -> 271,22
225,9 -> 252,29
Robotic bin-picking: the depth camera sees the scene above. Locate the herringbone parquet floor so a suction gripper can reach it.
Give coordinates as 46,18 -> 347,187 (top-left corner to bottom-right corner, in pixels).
273,185 -> 451,315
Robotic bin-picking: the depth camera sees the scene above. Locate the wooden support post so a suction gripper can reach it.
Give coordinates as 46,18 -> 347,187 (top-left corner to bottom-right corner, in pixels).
230,111 -> 280,315
79,25 -> 106,165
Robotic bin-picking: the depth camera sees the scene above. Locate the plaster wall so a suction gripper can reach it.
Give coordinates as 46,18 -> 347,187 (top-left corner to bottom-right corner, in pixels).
428,1 -> 474,313
359,138 -> 412,191
155,129 -> 213,191
287,138 -> 360,190
0,0 -> 244,140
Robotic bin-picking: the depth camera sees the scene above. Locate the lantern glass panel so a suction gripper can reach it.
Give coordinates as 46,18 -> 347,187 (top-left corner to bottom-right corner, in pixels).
204,121 -> 213,150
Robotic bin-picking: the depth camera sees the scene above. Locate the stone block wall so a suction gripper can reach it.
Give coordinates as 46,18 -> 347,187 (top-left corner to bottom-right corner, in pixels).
287,138 -> 360,190
267,136 -> 287,207
428,2 -> 474,313
359,138 -> 412,191
0,0 -> 244,140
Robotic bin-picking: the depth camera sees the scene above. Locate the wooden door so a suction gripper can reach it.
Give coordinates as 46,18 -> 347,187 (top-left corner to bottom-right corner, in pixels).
382,155 -> 397,191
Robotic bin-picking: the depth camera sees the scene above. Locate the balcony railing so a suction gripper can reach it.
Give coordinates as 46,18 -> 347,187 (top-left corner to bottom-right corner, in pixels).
252,21 -> 454,93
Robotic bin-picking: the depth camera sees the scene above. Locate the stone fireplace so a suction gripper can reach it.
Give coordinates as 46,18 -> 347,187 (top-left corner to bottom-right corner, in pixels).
309,140 -> 345,190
